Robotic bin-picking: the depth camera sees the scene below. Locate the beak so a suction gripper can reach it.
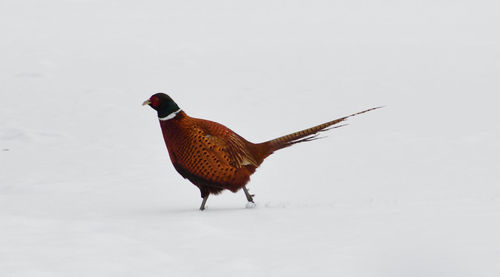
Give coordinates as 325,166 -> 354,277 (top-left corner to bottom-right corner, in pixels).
142,100 -> 151,106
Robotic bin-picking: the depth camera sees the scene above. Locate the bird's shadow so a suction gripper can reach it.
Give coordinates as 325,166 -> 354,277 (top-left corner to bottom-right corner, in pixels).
131,204 -> 257,216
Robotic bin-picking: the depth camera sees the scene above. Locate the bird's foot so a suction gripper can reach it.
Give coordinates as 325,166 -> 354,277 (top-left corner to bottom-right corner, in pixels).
199,196 -> 208,211
242,186 -> 255,202
245,202 -> 256,209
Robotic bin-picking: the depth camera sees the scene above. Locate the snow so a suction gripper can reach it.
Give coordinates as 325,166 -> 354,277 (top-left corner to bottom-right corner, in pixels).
1,0 -> 500,276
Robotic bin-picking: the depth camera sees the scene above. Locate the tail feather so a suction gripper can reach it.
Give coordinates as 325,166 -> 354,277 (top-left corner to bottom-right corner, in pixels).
262,106 -> 382,153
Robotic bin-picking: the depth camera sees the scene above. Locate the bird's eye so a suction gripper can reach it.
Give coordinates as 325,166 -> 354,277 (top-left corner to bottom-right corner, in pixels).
150,96 -> 160,107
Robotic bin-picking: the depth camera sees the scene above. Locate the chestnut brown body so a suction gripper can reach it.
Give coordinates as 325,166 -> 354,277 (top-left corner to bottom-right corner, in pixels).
160,111 -> 268,198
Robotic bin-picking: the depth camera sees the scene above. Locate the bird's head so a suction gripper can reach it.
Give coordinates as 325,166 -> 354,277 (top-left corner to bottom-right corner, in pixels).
142,93 -> 181,119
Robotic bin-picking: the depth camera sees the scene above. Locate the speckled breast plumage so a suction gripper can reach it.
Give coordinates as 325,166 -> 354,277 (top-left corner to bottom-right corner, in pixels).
159,111 -> 265,197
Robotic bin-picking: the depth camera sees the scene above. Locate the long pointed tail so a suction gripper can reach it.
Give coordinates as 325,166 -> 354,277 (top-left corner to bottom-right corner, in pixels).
261,106 -> 382,154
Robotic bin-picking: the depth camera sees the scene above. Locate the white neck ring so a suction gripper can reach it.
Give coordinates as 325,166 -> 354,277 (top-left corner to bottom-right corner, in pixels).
159,109 -> 182,121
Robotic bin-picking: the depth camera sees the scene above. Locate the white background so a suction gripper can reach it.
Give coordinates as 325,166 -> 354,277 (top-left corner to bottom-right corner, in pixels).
1,0 -> 499,276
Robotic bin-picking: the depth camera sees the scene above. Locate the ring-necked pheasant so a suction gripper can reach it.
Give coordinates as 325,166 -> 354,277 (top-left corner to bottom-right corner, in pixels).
143,93 -> 380,210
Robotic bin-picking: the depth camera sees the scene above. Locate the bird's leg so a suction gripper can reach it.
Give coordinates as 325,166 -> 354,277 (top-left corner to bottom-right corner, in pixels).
200,195 -> 209,211
243,186 -> 255,203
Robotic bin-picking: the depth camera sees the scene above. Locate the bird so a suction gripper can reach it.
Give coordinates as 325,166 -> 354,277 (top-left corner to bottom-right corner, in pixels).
143,93 -> 381,210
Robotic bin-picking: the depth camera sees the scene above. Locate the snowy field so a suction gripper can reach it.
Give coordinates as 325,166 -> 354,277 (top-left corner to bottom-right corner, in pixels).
1,0 -> 499,276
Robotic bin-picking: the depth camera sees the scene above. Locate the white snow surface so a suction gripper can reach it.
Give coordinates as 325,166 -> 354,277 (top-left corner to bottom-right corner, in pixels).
1,0 -> 500,276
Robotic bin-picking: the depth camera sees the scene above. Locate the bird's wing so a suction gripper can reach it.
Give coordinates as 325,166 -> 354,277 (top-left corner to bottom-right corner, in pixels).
172,123 -> 256,189
204,131 -> 259,168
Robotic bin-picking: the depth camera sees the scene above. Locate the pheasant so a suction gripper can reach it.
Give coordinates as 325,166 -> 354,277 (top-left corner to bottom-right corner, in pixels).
143,93 -> 380,210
